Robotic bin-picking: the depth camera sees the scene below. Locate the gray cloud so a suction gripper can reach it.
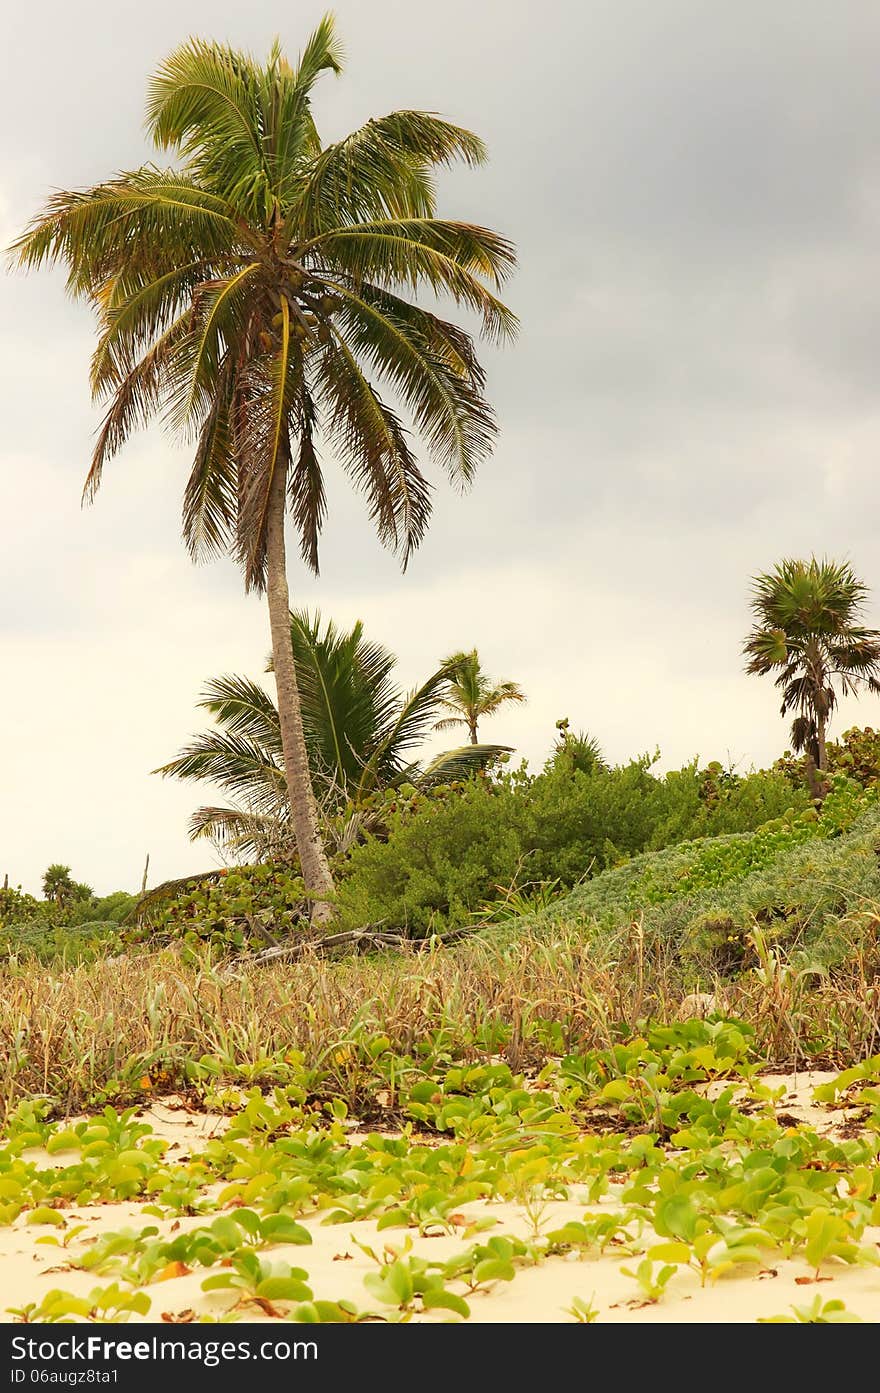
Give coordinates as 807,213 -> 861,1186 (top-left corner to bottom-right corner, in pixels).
4,0 -> 880,894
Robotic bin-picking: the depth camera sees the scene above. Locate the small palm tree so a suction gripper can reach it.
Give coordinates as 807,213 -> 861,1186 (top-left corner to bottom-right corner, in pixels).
41,864 -> 93,910
548,718 -> 606,776
12,17 -> 516,920
743,557 -> 880,794
156,611 -> 511,859
433,649 -> 525,743
41,865 -> 75,909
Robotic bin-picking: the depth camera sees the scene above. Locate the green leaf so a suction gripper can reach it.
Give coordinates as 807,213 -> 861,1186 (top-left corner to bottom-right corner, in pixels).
26,1207 -> 67,1227
376,1208 -> 411,1230
255,1277 -> 314,1302
41,1292 -> 95,1318
45,1132 -> 81,1155
646,1242 -> 691,1264
654,1195 -> 699,1242
421,1289 -> 471,1318
473,1258 -> 515,1284
232,1209 -> 261,1238
210,1216 -> 246,1247
260,1215 -> 312,1245
600,1080 -> 634,1102
363,1260 -> 415,1308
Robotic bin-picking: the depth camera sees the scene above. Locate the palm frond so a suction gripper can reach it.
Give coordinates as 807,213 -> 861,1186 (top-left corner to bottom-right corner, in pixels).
356,665 -> 456,800
187,803 -> 295,861
90,258 -> 219,394
10,172 -> 239,299
285,610 -> 401,795
232,337 -> 297,591
287,388 -> 326,572
164,262 -> 260,435
288,111 -> 487,234
84,313 -> 191,501
153,729 -> 285,813
420,743 -> 511,785
195,674 -> 283,746
314,328 -> 433,564
325,282 -> 497,485
432,714 -> 469,733
181,357 -> 237,558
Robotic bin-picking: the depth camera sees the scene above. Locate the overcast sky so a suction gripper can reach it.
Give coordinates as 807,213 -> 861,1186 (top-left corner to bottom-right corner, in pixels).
4,0 -> 880,896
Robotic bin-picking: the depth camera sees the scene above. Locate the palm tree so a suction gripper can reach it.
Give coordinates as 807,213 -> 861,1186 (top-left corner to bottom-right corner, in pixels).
155,610 -> 511,859
41,865 -> 76,910
548,718 -> 606,776
41,864 -> 93,911
12,18 -> 516,921
744,557 -> 880,795
433,649 -> 525,743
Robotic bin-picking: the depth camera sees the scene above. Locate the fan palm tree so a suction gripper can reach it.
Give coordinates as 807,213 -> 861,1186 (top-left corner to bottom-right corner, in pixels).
41,865 -> 76,910
41,864 -> 93,911
11,17 -> 516,921
743,557 -> 880,795
433,649 -> 525,743
155,610 -> 511,859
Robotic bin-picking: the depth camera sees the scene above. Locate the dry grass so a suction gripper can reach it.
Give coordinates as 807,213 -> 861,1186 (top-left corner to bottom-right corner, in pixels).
2,911 -> 880,1117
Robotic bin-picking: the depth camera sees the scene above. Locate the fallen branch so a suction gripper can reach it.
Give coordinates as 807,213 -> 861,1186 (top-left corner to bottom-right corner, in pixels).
246,923 -> 477,965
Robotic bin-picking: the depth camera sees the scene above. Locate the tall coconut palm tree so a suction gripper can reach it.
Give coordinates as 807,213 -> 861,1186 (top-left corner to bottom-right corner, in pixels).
743,557 -> 880,795
11,17 -> 516,921
433,649 -> 525,743
156,610 -> 511,859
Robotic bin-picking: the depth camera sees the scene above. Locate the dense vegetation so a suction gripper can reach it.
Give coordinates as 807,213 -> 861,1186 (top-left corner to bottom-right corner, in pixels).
6,734 -> 879,965
333,750 -> 810,936
0,881 -> 135,963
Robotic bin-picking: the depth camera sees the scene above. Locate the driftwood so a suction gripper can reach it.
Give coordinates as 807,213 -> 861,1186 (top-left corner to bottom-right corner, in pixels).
246,923 -> 476,965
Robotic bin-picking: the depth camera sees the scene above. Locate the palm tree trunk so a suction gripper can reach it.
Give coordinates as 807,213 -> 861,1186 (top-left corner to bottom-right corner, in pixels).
265,454 -> 335,926
816,718 -> 828,772
469,717 -> 478,745
804,751 -> 821,801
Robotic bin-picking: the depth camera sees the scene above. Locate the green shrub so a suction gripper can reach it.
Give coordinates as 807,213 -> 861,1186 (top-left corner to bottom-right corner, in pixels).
544,780 -> 880,972
0,886 -> 49,931
334,755 -> 815,936
0,880 -> 135,949
565,778 -> 870,917
830,727 -> 880,787
127,862 -> 308,955
0,879 -> 139,963
774,726 -> 880,792
335,776 -> 527,934
67,890 -> 136,925
647,763 -> 809,848
0,917 -> 122,964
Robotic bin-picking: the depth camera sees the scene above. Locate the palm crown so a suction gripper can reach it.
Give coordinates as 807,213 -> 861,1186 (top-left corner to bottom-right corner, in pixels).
743,557 -> 880,772
12,18 -> 515,582
433,649 -> 526,743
